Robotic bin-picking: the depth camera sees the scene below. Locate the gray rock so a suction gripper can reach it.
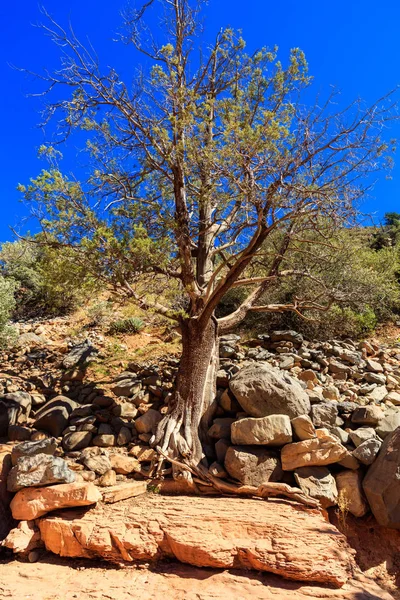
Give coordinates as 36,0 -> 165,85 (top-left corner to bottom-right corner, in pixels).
7,454 -> 75,492
219,345 -> 236,359
363,426 -> 400,528
366,358 -> 383,373
349,427 -> 379,447
33,396 -> 78,437
62,431 -> 93,452
352,438 -> 381,465
294,466 -> 338,508
81,450 -> 112,475
111,379 -> 141,398
11,437 -> 57,466
367,386 -> 388,403
62,340 -> 98,369
270,330 -> 303,346
231,415 -> 292,446
364,372 -> 386,385
224,446 -> 282,486
117,426 -> 132,446
311,403 -> 338,428
229,363 -> 310,419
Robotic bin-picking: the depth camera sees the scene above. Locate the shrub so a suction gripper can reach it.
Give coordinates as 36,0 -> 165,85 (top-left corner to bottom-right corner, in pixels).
109,317 -> 144,335
87,301 -> 113,327
0,277 -> 17,348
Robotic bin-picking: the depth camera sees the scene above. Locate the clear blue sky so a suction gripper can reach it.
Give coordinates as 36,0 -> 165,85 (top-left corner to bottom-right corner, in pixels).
1,0 -> 399,242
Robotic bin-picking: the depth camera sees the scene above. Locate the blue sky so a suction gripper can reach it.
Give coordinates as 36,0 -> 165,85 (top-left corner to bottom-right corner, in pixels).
0,0 -> 399,242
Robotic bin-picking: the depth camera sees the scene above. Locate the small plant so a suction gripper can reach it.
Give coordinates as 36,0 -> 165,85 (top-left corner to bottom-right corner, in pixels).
109,317 -> 144,335
87,301 -> 113,327
336,490 -> 350,531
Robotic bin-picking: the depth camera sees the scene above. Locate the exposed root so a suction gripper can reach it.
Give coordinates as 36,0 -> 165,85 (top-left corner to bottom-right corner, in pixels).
152,445 -> 320,509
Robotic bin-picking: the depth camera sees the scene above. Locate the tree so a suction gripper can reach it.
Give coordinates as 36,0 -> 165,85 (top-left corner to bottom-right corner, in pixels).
19,0 -> 395,483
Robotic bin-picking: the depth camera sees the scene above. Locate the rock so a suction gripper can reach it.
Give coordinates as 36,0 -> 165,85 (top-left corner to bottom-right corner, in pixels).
38,494 -> 353,587
113,403 -> 138,418
92,434 -> 116,447
311,403 -> 338,427
0,392 -> 32,436
11,437 -> 58,467
0,451 -> 14,541
208,418 -> 235,439
215,439 -> 230,464
134,409 -> 162,434
298,370 -> 318,385
363,426 -> 400,528
385,390 -> 400,405
7,454 -> 76,493
224,446 -> 282,486
348,427 -> 378,447
367,385 -> 388,402
109,454 -> 140,475
281,429 -> 347,471
231,415 -> 292,446
294,466 -> 338,508
81,451 -> 111,476
352,438 -> 381,465
366,358 -> 383,373
351,405 -> 384,425
7,425 -> 32,441
62,431 -> 93,452
2,520 -> 41,554
208,461 -> 227,478
117,426 -> 132,446
376,411 -> 400,439
111,379 -> 141,398
336,470 -> 368,518
229,363 -> 310,419
62,340 -> 98,369
270,330 -> 304,346
219,389 -> 241,412
219,344 -> 236,358
11,482 -> 101,520
291,415 -> 316,441
364,372 -> 386,385
98,470 -> 117,487
101,481 -> 147,503
33,396 -> 78,437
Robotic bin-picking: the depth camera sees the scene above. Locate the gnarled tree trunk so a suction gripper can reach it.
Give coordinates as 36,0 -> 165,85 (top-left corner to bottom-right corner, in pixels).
152,315 -> 219,476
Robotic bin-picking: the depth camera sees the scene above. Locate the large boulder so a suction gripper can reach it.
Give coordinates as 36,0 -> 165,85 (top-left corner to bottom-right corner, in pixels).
336,470 -> 368,518
224,446 -> 282,486
294,466 -> 338,509
363,426 -> 400,528
10,482 -> 101,520
33,396 -> 78,437
230,415 -> 292,446
0,450 -> 14,541
11,438 -> 57,466
7,454 -> 76,493
229,363 -> 310,419
62,340 -> 98,369
0,392 -> 32,436
37,494 -> 354,587
281,429 -> 347,471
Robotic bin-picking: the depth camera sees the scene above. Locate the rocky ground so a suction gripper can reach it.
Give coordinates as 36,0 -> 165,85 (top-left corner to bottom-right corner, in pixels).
1,316 -> 400,597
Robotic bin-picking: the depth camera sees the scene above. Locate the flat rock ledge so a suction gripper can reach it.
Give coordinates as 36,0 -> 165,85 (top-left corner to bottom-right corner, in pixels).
38,494 -> 354,588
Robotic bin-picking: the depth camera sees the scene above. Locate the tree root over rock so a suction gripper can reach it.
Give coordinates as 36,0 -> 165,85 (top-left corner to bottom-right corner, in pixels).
153,446 -> 320,509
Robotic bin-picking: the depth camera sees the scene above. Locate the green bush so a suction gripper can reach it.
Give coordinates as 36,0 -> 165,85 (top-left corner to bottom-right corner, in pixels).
0,276 -> 17,348
0,238 -> 99,317
109,317 -> 144,335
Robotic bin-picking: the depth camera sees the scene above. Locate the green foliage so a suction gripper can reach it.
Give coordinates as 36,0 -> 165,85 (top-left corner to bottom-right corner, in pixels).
371,212 -> 400,250
109,317 -> 145,335
0,276 -> 17,348
87,301 -> 113,327
0,238 -> 99,317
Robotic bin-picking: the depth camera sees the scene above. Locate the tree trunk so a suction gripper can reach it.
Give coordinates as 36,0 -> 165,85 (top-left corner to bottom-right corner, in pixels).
152,315 -> 219,476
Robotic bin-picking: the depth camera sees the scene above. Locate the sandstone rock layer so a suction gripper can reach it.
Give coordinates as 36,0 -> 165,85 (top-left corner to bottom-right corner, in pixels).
39,494 -> 354,587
